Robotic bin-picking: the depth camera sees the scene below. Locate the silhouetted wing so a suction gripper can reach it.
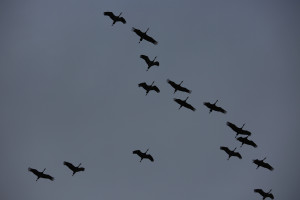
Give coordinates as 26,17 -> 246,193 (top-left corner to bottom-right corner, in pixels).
77,167 -> 85,172
144,34 -> 158,45
153,61 -> 159,66
103,12 -> 116,20
254,189 -> 265,196
119,17 -> 126,24
203,102 -> 213,109
246,139 -> 257,148
262,162 -> 274,171
145,154 -> 154,162
174,98 -> 182,105
140,55 -> 151,65
184,102 -> 196,111
41,173 -> 54,181
167,79 -> 177,88
268,193 -> 274,199
28,168 -> 39,176
226,122 -> 239,133
132,27 -> 143,37
151,86 -> 160,93
138,82 -> 148,88
178,86 -> 191,93
233,152 -> 242,159
133,150 -> 143,158
240,129 -> 251,136
214,105 -> 227,113
64,161 -> 76,171
220,146 -> 231,155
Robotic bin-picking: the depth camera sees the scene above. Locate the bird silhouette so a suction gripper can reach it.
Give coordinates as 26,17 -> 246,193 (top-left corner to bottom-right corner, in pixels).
138,81 -> 160,95
253,157 -> 274,171
140,55 -> 159,71
167,79 -> 191,94
203,100 -> 226,114
236,136 -> 257,148
28,168 -> 54,181
103,12 -> 126,26
220,146 -> 242,160
173,97 -> 196,111
63,161 -> 85,176
226,122 -> 252,137
254,189 -> 274,200
133,149 -> 154,162
132,27 -> 158,45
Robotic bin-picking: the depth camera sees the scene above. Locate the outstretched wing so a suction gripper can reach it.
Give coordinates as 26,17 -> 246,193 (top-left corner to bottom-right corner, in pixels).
184,102 -> 196,111
140,55 -> 151,65
262,162 -> 274,171
145,154 -> 154,162
240,129 -> 251,136
226,122 -> 239,132
203,102 -> 213,109
133,150 -> 143,158
254,189 -> 265,196
233,152 -> 242,159
214,105 -> 227,113
151,86 -> 160,93
246,139 -> 257,148
132,27 -> 143,37
138,82 -> 147,88
103,12 -> 116,20
144,34 -> 158,45
178,86 -> 191,93
64,161 -> 76,171
77,167 -> 85,172
153,61 -> 159,66
220,146 -> 231,155
41,173 -> 54,181
28,168 -> 39,176
119,17 -> 126,24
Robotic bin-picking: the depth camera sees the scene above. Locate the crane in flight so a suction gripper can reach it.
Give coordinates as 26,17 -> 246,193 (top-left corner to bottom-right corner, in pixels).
133,149 -> 154,162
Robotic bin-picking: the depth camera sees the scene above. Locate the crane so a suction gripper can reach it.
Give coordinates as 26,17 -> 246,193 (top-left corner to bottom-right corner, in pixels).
220,146 -> 242,160
226,122 -> 252,137
254,189 -> 274,199
28,167 -> 54,181
140,55 -> 159,71
253,157 -> 274,171
133,149 -> 154,162
103,12 -> 126,26
63,161 -> 85,176
167,79 -> 191,94
138,81 -> 160,95
203,100 -> 226,114
132,27 -> 158,45
173,97 -> 196,111
236,136 -> 257,148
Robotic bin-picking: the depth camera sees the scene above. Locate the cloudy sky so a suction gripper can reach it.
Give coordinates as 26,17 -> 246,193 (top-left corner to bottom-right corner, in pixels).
1,0 -> 299,199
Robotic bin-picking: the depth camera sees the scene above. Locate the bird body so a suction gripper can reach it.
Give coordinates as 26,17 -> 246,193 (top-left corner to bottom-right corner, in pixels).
138,81 -> 160,95
253,157 -> 274,171
173,97 -> 196,111
104,12 -> 126,25
28,168 -> 54,181
167,79 -> 191,94
220,146 -> 242,160
63,161 -> 85,176
254,189 -> 274,199
132,27 -> 158,45
236,136 -> 257,148
226,122 -> 252,137
203,100 -> 226,114
140,55 -> 159,71
133,149 -> 154,162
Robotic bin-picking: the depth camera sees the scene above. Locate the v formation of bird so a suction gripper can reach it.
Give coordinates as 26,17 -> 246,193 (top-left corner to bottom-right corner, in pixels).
27,10 -> 275,200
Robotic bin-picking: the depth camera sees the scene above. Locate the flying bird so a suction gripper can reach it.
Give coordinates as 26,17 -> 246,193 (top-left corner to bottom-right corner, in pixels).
173,97 -> 196,111
253,157 -> 274,171
254,189 -> 274,200
220,146 -> 242,160
167,79 -> 191,94
140,55 -> 159,71
132,27 -> 158,45
138,81 -> 160,95
236,136 -> 257,148
63,161 -> 85,176
203,100 -> 226,114
103,11 -> 126,26
133,149 -> 154,162
28,168 -> 54,181
226,122 -> 252,137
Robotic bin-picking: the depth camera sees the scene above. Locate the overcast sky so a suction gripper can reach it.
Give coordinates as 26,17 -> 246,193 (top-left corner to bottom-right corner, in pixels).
1,0 -> 300,200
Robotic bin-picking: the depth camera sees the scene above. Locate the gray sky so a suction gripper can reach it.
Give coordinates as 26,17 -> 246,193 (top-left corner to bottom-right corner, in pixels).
1,0 -> 300,199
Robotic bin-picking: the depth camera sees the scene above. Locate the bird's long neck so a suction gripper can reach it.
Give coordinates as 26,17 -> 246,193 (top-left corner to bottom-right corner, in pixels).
268,189 -> 272,194
214,100 -> 218,105
233,147 -> 237,152
77,163 -> 81,168
241,123 -> 245,129
179,81 -> 183,86
151,81 -> 154,86
42,168 -> 46,173
145,149 -> 149,154
118,12 -> 122,17
262,157 -> 266,161
152,56 -> 157,62
145,28 -> 149,34
185,96 -> 189,102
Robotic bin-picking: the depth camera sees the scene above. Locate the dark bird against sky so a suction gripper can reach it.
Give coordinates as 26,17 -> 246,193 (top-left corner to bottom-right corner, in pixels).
103,11 -> 126,26
203,100 -> 226,114
140,55 -> 159,71
138,81 -> 160,95
133,149 -> 154,162
28,168 -> 54,181
167,79 -> 191,94
132,27 -> 158,45
253,157 -> 274,171
236,136 -> 257,148
173,97 -> 196,111
63,161 -> 85,176
226,122 -> 252,138
254,189 -> 274,200
220,146 -> 242,160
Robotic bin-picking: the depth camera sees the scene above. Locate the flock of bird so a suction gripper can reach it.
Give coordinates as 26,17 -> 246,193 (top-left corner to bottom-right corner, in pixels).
27,11 -> 275,200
